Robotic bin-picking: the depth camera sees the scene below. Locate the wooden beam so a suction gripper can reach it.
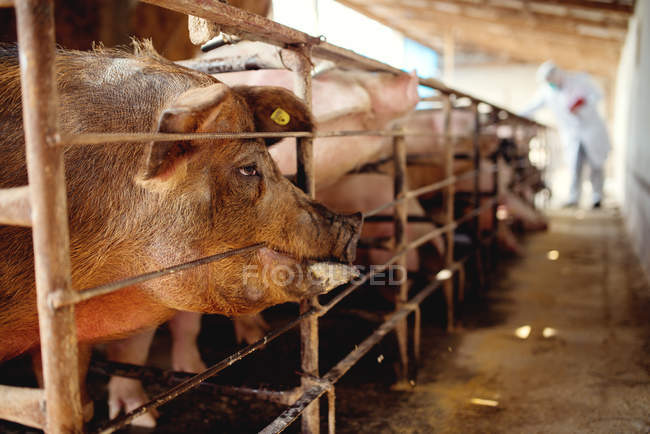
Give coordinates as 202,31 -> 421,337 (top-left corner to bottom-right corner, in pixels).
437,0 -> 630,25
532,0 -> 634,14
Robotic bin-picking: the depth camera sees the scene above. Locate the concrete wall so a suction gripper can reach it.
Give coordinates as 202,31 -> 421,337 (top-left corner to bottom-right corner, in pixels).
614,1 -> 650,277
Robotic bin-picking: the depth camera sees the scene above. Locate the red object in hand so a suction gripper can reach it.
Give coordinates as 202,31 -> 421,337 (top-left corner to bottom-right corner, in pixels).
570,97 -> 585,113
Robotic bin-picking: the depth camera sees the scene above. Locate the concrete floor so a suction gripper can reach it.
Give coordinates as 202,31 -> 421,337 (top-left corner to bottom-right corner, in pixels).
337,209 -> 650,433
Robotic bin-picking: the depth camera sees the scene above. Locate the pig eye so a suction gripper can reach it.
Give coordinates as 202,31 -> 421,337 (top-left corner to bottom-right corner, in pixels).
239,165 -> 259,177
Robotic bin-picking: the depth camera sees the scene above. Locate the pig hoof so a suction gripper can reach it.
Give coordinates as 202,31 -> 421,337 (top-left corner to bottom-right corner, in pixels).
233,314 -> 270,345
107,376 -> 159,428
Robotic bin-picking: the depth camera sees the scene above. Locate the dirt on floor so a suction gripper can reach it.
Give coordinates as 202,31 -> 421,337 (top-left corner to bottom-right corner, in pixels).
1,209 -> 649,433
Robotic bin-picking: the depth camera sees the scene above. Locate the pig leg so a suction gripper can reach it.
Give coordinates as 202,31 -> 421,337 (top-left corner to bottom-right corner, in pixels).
497,224 -> 524,255
169,311 -> 207,373
106,328 -> 159,427
502,192 -> 548,231
232,313 -> 270,345
31,344 -> 94,422
458,264 -> 466,303
77,344 -> 94,423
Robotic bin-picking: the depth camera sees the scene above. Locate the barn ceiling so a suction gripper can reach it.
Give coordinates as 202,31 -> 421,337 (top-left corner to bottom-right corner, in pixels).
334,0 -> 635,78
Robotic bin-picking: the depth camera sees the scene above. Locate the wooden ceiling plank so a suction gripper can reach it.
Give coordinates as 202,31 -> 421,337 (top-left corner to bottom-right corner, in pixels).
336,0 -> 619,77
530,0 -> 634,14
366,0 -> 630,38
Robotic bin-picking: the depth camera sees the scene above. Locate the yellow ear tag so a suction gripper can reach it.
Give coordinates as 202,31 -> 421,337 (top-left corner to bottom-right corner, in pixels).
270,108 -> 290,126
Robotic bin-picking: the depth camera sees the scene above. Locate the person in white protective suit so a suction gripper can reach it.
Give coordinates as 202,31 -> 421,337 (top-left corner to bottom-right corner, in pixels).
521,61 -> 611,208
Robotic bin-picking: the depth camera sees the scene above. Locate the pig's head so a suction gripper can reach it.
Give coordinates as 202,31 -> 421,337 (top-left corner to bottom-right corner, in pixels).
137,83 -> 362,315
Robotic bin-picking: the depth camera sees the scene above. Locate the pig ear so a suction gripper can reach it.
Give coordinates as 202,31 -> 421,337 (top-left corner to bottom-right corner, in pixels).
140,84 -> 230,183
232,86 -> 315,146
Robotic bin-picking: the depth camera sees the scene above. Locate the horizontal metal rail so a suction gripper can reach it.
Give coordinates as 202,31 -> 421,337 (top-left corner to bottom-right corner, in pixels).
0,385 -> 45,430
363,167 -> 492,218
0,185 -> 31,226
49,243 -> 265,309
55,130 -> 478,147
89,360 -> 301,405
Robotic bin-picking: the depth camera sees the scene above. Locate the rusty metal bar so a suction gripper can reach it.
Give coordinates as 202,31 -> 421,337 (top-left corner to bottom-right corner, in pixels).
49,243 -> 264,309
56,129 -> 439,146
364,215 -> 436,223
143,0 -> 320,46
392,131 -> 409,381
319,219 -> 458,317
471,102 -> 485,289
89,360 -> 301,405
289,43 -> 321,434
419,95 -> 444,102
413,305 -> 421,369
0,185 -> 32,226
14,1 -> 85,432
442,95 -> 456,328
363,167 -> 492,219
0,385 -> 46,429
327,389 -> 336,434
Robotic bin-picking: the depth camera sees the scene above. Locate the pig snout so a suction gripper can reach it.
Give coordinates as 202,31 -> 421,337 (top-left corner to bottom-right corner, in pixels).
328,211 -> 363,263
341,212 -> 363,262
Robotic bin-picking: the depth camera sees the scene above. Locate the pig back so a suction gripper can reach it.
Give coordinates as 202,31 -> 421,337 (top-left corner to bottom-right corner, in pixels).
0,44 -> 217,351
0,43 -> 215,187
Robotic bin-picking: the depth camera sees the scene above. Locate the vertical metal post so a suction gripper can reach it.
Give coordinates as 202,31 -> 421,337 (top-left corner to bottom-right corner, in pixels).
15,1 -> 84,433
491,114 -> 501,272
540,126 -> 551,209
412,306 -> 421,366
392,132 -> 408,380
442,95 -> 455,330
326,388 -> 335,434
291,44 -> 319,434
493,142 -> 501,265
472,102 -> 484,289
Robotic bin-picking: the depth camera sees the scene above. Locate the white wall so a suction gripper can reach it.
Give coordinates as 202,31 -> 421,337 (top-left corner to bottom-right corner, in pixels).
614,1 -> 650,277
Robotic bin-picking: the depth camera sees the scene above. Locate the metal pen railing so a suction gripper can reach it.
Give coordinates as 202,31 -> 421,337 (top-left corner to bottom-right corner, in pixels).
0,1 -> 545,433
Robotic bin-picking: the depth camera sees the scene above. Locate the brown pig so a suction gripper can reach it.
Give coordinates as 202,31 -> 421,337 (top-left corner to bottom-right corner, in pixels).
0,42 -> 361,363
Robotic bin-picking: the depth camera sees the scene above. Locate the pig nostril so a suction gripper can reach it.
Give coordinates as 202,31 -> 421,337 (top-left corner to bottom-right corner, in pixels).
344,212 -> 364,230
343,225 -> 361,263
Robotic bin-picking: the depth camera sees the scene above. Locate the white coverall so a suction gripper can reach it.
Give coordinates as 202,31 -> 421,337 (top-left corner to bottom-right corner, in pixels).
522,71 -> 611,205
